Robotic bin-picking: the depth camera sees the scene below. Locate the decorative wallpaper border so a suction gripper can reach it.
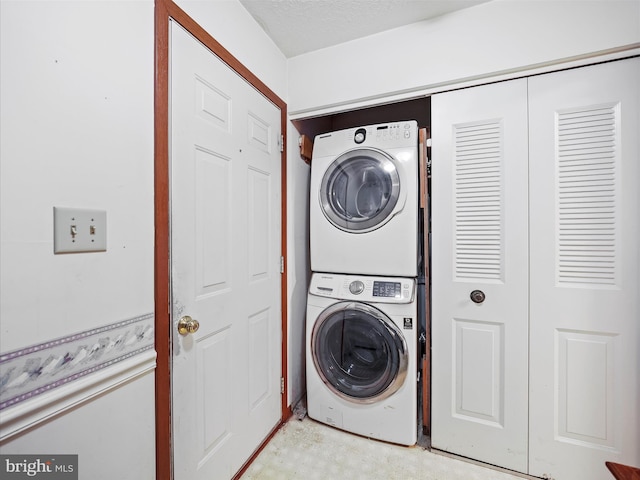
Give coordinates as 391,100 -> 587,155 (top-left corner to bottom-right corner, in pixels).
0,313 -> 155,411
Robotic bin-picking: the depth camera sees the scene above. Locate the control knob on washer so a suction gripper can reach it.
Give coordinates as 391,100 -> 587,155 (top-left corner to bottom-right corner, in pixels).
349,280 -> 365,295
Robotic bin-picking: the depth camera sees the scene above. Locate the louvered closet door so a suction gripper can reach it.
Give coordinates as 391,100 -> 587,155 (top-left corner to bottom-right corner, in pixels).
431,79 -> 529,472
528,58 -> 640,480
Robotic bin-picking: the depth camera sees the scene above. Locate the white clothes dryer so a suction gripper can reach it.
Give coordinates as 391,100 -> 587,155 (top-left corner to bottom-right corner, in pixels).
310,121 -> 419,277
306,272 -> 418,446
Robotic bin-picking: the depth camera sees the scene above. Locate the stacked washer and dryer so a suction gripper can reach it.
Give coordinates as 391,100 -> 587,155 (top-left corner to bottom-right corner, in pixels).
306,121 -> 421,446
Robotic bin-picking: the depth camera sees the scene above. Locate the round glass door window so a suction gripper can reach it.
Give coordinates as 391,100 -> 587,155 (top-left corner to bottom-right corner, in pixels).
320,148 -> 401,232
311,301 -> 408,404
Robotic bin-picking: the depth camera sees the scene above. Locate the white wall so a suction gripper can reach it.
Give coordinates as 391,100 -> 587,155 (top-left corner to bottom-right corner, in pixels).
288,0 -> 640,117
1,370 -> 156,479
0,0 -> 155,352
0,1 -> 156,478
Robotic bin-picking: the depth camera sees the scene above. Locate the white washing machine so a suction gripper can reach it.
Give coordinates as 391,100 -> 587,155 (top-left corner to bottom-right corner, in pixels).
306,272 -> 418,446
310,121 -> 419,277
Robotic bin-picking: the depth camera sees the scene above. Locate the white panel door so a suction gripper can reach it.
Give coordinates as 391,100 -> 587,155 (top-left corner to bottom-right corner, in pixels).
431,79 -> 529,472
528,58 -> 640,480
170,22 -> 282,480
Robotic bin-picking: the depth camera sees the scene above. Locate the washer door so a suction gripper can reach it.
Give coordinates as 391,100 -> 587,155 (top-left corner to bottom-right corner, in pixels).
320,148 -> 401,233
311,301 -> 408,404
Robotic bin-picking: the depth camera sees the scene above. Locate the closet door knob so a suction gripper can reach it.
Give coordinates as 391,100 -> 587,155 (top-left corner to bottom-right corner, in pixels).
470,290 -> 486,304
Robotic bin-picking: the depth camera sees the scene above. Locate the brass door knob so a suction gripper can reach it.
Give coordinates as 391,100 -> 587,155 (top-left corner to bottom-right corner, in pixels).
178,315 -> 200,335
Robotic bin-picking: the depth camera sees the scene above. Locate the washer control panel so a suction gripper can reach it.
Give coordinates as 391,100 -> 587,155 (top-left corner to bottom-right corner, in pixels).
309,273 -> 415,303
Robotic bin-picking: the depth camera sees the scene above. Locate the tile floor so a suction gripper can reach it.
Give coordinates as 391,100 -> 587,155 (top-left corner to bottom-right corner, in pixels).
241,415 -> 527,480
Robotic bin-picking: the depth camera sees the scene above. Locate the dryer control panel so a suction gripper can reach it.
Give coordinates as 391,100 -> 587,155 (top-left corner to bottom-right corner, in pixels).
312,120 -> 418,158
309,273 -> 415,303
344,121 -> 416,148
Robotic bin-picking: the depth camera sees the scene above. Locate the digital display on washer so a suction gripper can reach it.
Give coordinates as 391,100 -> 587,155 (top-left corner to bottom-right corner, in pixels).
372,281 -> 401,298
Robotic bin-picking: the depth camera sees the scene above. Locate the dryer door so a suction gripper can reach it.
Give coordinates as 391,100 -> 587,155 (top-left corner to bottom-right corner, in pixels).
320,148 -> 401,232
311,301 -> 408,403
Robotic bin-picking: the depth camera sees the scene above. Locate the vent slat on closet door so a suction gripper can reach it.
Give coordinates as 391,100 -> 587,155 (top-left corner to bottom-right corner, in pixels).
454,121 -> 503,281
557,104 -> 618,286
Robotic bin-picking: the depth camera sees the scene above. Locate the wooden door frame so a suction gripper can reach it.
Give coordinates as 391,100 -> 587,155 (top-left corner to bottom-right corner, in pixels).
154,1 -> 289,477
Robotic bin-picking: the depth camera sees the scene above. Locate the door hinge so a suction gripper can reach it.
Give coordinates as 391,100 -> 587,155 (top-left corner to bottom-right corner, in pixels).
280,256 -> 285,274
279,134 -> 284,153
280,377 -> 285,394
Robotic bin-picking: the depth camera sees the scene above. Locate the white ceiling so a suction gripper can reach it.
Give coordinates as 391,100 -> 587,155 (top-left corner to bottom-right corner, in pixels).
239,0 -> 492,58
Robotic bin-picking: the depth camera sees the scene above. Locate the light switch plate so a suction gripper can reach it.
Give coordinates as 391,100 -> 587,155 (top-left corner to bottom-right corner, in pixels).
53,207 -> 107,254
